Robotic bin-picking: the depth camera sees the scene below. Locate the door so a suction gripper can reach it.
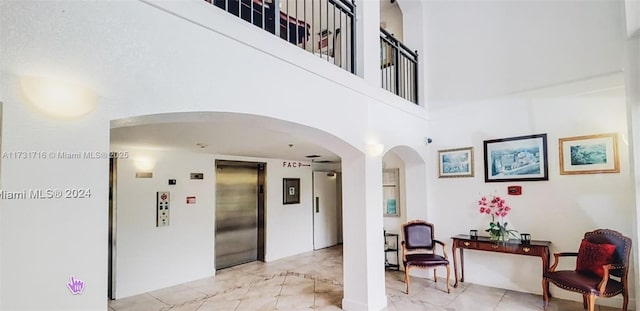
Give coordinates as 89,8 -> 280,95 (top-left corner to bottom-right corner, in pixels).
108,158 -> 117,299
313,171 -> 338,250
215,162 -> 264,269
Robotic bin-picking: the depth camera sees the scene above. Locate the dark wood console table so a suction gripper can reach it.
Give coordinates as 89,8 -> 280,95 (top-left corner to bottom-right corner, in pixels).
451,234 -> 551,290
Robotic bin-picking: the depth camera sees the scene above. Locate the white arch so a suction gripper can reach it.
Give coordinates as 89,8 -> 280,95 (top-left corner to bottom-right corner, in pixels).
385,145 -> 428,222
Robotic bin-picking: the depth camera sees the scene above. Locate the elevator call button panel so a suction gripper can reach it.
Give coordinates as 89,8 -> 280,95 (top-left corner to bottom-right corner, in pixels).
157,191 -> 170,227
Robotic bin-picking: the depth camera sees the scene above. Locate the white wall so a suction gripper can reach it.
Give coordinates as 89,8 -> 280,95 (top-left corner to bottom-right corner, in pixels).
113,148 -> 314,298
427,74 -> 636,308
421,0 -> 635,307
0,0 -> 425,309
114,148 -> 216,298
423,0 -> 626,104
0,77 -> 109,310
265,158 -> 314,261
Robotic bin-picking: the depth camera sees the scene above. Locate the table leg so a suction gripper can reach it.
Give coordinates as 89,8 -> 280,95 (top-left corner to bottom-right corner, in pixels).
460,248 -> 465,283
452,244 -> 462,288
542,246 -> 551,298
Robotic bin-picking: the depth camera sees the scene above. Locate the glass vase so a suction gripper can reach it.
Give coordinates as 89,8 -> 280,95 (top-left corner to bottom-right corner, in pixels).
489,230 -> 507,243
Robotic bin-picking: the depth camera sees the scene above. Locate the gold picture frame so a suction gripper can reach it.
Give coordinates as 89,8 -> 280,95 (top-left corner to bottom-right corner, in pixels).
559,133 -> 619,175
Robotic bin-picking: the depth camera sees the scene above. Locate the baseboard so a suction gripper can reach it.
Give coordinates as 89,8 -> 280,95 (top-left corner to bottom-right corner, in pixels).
342,298 -> 388,311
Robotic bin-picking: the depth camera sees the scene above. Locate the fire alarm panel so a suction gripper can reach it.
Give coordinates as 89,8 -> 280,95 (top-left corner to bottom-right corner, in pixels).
156,191 -> 170,227
507,185 -> 522,195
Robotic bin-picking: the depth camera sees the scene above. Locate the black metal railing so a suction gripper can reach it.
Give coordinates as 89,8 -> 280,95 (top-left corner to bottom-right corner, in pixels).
380,28 -> 418,104
207,0 -> 355,73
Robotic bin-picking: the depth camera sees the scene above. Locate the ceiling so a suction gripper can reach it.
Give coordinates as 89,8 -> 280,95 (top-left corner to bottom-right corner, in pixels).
111,118 -> 341,163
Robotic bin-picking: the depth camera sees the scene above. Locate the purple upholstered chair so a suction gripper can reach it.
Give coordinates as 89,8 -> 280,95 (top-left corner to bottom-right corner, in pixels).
401,220 -> 451,294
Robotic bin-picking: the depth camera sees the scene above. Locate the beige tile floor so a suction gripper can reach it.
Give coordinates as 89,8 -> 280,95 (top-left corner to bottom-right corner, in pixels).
109,246 -> 622,311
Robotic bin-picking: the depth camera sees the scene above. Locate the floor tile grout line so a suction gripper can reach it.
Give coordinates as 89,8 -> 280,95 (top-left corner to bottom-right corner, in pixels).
492,288 -> 508,311
161,269 -> 337,311
274,271 -> 287,309
145,293 -> 171,309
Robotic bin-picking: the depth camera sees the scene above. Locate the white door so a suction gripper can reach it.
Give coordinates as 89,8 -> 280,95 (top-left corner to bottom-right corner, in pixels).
313,171 -> 338,250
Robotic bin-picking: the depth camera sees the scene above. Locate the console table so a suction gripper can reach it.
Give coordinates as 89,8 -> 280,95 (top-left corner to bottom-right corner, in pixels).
451,234 -> 551,289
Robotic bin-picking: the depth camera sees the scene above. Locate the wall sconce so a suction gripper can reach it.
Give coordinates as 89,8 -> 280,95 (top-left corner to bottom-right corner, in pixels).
366,143 -> 385,157
134,156 -> 155,171
20,75 -> 98,119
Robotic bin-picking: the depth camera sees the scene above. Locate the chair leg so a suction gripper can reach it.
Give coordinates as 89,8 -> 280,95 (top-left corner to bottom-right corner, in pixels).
433,269 -> 437,282
445,265 -> 451,294
542,278 -> 549,307
405,266 -> 410,294
623,287 -> 629,310
582,294 -> 587,309
587,294 -> 595,311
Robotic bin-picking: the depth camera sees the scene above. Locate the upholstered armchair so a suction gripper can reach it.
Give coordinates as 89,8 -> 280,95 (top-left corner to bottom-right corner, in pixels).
401,220 -> 451,294
542,229 -> 631,311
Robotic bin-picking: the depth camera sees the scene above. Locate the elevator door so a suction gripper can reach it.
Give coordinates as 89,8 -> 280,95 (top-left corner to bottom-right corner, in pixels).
215,164 -> 259,269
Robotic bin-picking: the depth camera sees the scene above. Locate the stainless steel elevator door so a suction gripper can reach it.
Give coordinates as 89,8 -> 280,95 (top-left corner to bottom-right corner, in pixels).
215,165 -> 259,270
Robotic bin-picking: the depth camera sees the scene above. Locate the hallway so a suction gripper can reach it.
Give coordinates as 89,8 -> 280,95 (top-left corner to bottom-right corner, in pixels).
108,246 -> 621,311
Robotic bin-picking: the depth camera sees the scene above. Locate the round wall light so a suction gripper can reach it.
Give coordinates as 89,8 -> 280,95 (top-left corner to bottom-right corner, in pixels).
20,75 -> 98,119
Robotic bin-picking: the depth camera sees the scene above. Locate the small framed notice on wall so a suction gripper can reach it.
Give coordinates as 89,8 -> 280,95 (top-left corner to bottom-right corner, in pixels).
283,178 -> 300,204
383,168 -> 400,217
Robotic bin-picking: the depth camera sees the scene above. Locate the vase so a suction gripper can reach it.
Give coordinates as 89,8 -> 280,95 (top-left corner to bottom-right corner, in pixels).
489,230 -> 508,243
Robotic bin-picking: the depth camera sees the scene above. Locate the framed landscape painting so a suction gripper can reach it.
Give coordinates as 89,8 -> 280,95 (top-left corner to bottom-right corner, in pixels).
438,147 -> 474,178
559,133 -> 619,175
483,134 -> 548,182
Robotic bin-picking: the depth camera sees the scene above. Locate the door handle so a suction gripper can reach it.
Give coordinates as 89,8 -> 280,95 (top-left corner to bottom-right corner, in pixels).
315,197 -> 319,213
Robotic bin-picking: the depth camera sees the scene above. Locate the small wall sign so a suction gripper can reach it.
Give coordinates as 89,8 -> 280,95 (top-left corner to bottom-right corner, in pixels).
282,161 -> 311,168
186,196 -> 196,204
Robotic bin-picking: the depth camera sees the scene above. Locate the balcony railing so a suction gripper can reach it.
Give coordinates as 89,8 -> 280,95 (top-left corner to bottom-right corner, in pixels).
207,0 -> 355,73
380,28 -> 418,104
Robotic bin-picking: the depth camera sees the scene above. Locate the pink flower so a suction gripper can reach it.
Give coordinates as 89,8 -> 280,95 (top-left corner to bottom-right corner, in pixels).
477,194 -> 513,218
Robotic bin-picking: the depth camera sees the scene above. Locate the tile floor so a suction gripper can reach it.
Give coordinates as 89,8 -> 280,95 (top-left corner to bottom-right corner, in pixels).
109,246 -> 622,311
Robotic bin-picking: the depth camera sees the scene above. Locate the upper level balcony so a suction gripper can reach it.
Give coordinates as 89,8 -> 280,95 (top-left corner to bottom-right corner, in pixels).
205,0 -> 419,105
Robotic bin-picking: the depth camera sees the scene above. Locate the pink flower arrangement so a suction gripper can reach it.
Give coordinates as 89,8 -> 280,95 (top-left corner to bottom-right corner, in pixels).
477,194 -> 517,241
478,195 -> 512,218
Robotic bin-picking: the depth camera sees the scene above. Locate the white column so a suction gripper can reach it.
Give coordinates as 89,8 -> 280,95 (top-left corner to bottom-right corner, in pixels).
341,152 -> 387,311
626,36 -> 640,311
625,1 -> 640,310
355,0 -> 381,87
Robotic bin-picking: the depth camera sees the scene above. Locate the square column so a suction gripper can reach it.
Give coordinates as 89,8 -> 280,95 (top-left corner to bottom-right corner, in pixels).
341,153 -> 387,311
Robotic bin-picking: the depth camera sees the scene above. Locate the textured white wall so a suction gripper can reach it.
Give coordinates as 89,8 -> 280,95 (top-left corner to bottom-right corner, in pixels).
0,0 -> 428,309
113,149 -> 314,299
428,74 -> 635,308
424,0 -> 626,104
114,148 -> 216,299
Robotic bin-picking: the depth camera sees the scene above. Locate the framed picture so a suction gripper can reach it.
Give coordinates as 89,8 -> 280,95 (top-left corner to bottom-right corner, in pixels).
438,147 -> 474,178
283,178 -> 300,204
559,133 -> 619,175
484,134 -> 548,182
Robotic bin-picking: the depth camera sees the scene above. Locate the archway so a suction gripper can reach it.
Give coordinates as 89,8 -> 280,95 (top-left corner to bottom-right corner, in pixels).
107,111 -> 386,310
